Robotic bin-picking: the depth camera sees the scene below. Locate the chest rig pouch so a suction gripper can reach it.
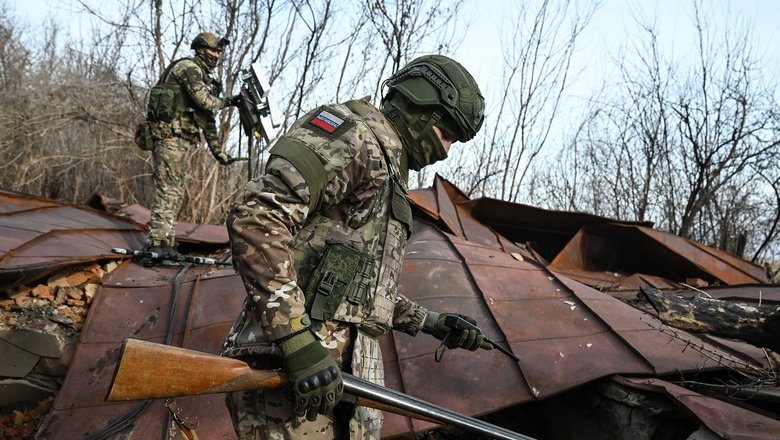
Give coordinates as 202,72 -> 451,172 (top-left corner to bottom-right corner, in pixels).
291,215 -> 376,325
305,241 -> 373,321
147,59 -> 188,124
286,100 -> 413,334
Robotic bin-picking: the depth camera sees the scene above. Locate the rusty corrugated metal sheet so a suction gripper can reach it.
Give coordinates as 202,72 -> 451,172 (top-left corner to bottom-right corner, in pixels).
618,376 -> 780,438
409,177 -> 652,255
38,261 -> 245,439
698,284 -> 780,305
86,193 -> 229,246
0,189 -> 145,291
37,258 -> 427,439
116,203 -> 228,246
43,223 -> 775,439
411,176 -> 768,287
549,223 -> 768,287
392,222 -> 770,413
2,184 -> 774,439
0,190 -> 230,293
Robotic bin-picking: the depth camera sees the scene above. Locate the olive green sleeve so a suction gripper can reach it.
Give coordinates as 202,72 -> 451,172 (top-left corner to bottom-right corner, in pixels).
269,137 -> 330,212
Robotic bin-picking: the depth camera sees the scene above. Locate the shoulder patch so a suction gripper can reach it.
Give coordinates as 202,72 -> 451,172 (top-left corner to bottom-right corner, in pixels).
302,106 -> 355,139
309,110 -> 344,133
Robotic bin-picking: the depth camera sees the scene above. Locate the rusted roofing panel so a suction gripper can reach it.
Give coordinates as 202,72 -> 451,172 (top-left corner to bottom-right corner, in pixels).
394,222 -> 769,411
463,196 -> 652,247
641,227 -> 767,284
0,190 -> 145,291
413,176 -> 766,288
433,178 -> 462,237
408,188 -> 438,219
37,258 -> 424,439
117,203 -> 229,245
700,284 -> 780,306
0,188 -> 59,213
411,176 -> 653,262
619,377 -> 780,438
549,223 -> 768,287
6,184 -> 774,439
0,190 -> 230,292
549,269 -> 681,294
39,261 -> 245,439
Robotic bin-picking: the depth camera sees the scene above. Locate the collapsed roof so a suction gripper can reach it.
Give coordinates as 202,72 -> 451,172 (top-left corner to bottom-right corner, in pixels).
0,177 -> 777,439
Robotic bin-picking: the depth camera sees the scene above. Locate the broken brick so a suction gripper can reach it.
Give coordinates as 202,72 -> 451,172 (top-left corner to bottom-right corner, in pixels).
30,285 -> 53,301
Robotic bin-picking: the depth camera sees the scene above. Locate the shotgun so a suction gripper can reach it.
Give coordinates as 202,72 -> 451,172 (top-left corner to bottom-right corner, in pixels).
107,339 -> 533,440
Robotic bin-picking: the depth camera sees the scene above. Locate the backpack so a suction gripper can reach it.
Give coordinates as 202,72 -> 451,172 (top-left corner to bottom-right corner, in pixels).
146,58 -> 189,123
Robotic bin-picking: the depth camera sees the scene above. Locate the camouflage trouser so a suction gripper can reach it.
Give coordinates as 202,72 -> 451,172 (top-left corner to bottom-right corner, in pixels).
146,136 -> 192,247
226,322 -> 385,440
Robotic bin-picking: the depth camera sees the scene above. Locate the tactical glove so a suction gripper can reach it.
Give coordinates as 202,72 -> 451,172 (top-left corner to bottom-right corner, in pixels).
214,151 -> 235,166
423,311 -> 491,351
279,330 -> 343,424
223,94 -> 242,107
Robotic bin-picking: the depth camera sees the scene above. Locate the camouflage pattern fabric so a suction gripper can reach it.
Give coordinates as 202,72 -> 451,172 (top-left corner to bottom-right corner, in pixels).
222,97 -> 428,439
226,322 -> 352,440
147,135 -> 190,247
145,57 -> 226,247
164,57 -> 226,152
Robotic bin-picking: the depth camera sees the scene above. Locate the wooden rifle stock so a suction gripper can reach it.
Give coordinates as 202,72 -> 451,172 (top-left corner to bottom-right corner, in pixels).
107,339 -> 533,440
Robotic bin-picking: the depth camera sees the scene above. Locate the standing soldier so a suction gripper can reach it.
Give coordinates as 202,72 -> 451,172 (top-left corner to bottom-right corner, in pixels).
221,54 -> 493,439
141,32 -> 241,263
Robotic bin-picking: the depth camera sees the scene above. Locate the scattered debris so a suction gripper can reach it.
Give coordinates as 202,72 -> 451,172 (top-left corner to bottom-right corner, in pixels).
0,261 -> 117,439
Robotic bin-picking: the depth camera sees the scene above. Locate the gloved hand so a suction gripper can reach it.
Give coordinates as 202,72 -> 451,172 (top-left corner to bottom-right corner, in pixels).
214,151 -> 235,166
279,330 -> 343,423
224,94 -> 242,107
422,311 -> 492,351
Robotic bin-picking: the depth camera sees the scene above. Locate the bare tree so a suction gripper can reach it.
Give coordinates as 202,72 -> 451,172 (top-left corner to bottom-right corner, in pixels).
542,0 -> 780,260
445,0 -> 597,201
0,0 -> 471,226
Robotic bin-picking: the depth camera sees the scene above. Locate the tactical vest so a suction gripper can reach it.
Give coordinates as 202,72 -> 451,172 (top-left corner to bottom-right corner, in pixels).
146,58 -> 217,129
146,58 -> 188,123
282,100 -> 413,337
221,100 -> 413,362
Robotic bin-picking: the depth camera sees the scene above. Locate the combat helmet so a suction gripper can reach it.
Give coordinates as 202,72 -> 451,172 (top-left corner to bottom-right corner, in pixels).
384,55 -> 485,141
191,32 -> 230,70
190,32 -> 230,51
381,55 -> 485,171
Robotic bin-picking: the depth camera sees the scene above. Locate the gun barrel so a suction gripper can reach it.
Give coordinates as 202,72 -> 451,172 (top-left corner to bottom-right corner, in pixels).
486,338 -> 520,362
344,374 -> 534,440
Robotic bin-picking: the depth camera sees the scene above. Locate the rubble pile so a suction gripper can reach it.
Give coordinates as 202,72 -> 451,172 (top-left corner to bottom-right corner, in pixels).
0,261 -> 119,440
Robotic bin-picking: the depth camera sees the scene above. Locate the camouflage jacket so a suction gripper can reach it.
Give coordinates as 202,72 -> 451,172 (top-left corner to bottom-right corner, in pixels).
152,57 -> 225,152
222,97 -> 427,358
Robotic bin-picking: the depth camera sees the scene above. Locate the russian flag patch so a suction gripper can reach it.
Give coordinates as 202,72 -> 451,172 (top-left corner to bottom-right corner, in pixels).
310,110 -> 343,133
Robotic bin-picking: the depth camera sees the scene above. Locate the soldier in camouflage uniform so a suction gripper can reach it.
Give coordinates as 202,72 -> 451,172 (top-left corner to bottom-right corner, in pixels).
142,32 -> 242,260
221,55 -> 490,439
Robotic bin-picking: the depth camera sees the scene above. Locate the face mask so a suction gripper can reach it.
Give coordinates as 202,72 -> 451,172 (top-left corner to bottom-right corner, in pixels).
196,48 -> 219,70
381,97 -> 449,171
405,113 -> 448,171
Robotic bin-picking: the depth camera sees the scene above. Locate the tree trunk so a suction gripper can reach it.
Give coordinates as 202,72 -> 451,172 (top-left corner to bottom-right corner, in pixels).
641,286 -> 780,353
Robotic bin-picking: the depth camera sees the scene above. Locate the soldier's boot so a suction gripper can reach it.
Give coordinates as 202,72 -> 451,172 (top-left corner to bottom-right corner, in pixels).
159,241 -> 179,260
137,243 -> 164,267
